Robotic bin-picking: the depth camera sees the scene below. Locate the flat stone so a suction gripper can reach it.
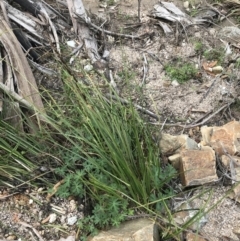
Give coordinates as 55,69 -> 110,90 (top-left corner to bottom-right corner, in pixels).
159,134 -> 180,155
168,153 -> 181,170
179,146 -> 218,186
221,155 -> 240,169
88,218 -> 159,241
159,134 -> 198,155
200,125 -> 213,146
201,121 -> 240,156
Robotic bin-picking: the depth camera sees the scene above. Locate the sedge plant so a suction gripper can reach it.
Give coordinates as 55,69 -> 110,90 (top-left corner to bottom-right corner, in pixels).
0,67 -> 177,239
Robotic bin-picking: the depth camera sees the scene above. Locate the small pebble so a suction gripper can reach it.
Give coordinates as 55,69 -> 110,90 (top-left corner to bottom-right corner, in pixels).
171,80 -> 179,86
67,40 -> 76,48
49,213 -> 57,223
84,64 -> 93,72
60,215 -> 66,224
69,200 -> 76,212
6,235 -> 17,240
183,1 -> 189,9
67,216 -> 77,226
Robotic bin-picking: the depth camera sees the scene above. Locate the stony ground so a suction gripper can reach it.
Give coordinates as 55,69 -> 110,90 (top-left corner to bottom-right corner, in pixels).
1,0 -> 240,240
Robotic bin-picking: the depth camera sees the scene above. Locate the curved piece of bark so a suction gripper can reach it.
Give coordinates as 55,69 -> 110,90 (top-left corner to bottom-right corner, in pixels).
66,0 -> 102,63
12,23 -> 40,61
12,0 -> 42,17
0,15 -> 45,119
11,0 -> 70,31
5,0 -> 46,40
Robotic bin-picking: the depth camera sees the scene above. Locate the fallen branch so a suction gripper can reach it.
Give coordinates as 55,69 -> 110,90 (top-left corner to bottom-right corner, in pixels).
0,82 -> 47,122
76,13 -> 150,39
150,101 -> 234,129
18,221 -> 44,241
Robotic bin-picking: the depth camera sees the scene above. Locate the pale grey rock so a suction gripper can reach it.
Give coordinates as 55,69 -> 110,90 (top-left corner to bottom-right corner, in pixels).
49,213 -> 57,223
84,64 -> 93,72
159,133 -> 198,155
67,216 -> 77,226
218,26 -> 240,43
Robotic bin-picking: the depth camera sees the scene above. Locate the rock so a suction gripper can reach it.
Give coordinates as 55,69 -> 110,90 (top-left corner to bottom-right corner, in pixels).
177,135 -> 199,151
69,199 -> 77,212
84,64 -> 93,72
228,167 -> 240,202
200,126 -> 212,146
6,236 -> 17,240
49,213 -> 57,223
159,134 -> 179,155
88,218 -> 159,241
57,236 -> 75,241
171,80 -> 180,86
173,202 -> 207,231
159,134 -> 198,155
233,227 -> 240,239
218,26 -> 240,43
66,40 -> 76,48
183,1 -> 189,9
179,146 -> 218,186
168,153 -> 181,170
185,232 -> 208,241
201,121 -> 240,156
67,216 -> 77,226
221,155 -> 240,170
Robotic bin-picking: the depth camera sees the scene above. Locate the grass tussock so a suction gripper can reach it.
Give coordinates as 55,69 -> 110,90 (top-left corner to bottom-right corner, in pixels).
0,68 -> 177,239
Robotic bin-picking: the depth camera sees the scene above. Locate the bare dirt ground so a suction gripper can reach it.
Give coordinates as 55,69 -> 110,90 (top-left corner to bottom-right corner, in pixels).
1,0 -> 240,240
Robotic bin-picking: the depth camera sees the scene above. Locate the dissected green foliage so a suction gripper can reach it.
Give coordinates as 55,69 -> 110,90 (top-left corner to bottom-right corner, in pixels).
203,47 -> 225,64
0,69 -> 176,239
165,59 -> 197,83
51,72 -> 176,239
194,41 -> 205,54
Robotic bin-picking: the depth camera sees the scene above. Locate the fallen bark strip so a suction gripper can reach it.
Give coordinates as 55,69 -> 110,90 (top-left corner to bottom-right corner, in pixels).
66,0 -> 102,63
0,82 -> 47,123
0,16 -> 44,109
0,15 -> 44,114
9,0 -> 70,49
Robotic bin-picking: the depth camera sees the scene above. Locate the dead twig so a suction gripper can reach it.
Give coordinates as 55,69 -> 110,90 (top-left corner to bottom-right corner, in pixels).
18,221 -> 44,241
75,13 -> 148,40
0,82 -> 46,122
0,192 -> 19,201
150,101 -> 234,129
109,70 -> 119,95
106,94 -> 233,129
199,77 -> 218,103
190,110 -> 213,125
140,53 -> 148,86
138,0 -> 142,22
